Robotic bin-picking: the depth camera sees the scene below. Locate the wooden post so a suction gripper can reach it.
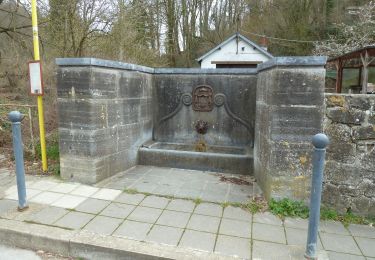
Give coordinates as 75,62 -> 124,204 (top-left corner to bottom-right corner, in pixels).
360,50 -> 375,94
361,51 -> 369,94
28,107 -> 36,158
335,59 -> 343,93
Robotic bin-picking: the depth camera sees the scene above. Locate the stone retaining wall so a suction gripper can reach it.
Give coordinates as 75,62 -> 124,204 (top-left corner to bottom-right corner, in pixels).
323,94 -> 375,216
56,59 -> 153,184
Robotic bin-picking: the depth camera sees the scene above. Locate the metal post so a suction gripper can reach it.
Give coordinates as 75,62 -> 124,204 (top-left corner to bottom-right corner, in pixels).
305,133 -> 329,259
8,111 -> 29,211
31,0 -> 48,172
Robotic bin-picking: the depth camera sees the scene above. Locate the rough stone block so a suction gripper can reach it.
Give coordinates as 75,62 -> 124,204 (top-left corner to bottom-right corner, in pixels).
353,125 -> 375,140
325,95 -> 346,108
370,114 -> 375,125
324,123 -> 352,142
326,107 -> 365,125
324,162 -> 362,186
360,148 -> 375,171
326,142 -> 356,163
346,95 -> 372,110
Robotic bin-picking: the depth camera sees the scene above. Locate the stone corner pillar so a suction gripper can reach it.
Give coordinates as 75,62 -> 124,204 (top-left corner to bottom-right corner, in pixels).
254,56 -> 327,201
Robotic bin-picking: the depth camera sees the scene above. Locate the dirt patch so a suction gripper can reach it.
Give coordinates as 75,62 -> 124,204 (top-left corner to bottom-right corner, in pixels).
36,250 -> 73,260
219,175 -> 253,186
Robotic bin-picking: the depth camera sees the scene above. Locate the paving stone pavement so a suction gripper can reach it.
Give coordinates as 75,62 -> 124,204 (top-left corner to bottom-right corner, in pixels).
0,165 -> 374,259
97,165 -> 263,204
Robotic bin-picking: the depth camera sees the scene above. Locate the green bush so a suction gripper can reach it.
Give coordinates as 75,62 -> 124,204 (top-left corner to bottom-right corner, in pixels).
35,133 -> 59,161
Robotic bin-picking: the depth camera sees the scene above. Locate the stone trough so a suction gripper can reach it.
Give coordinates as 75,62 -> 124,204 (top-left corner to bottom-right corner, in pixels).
139,141 -> 253,174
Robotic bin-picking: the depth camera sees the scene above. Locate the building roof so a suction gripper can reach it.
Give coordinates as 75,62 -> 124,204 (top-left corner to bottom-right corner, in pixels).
196,33 -> 274,62
327,45 -> 375,63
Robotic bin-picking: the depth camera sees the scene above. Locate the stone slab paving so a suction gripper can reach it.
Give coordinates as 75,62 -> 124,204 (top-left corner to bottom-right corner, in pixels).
97,165 -> 262,204
0,166 -> 374,259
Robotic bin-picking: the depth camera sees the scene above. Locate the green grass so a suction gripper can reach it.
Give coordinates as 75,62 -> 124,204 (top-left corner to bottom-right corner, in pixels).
269,198 -> 309,219
124,188 -> 139,194
192,198 -> 202,205
269,198 -> 374,226
35,139 -> 59,161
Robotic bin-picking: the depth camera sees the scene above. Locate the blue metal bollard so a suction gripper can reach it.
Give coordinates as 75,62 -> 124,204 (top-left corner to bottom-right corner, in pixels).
8,111 -> 28,211
305,133 -> 329,259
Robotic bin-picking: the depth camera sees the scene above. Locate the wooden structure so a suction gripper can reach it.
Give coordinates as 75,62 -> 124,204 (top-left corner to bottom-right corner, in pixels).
328,46 -> 375,93
197,33 -> 273,69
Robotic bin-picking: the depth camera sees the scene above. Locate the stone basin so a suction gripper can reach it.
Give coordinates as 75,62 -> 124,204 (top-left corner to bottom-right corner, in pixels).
138,141 -> 253,175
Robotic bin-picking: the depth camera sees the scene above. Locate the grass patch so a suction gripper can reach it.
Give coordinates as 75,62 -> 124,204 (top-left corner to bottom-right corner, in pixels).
269,198 -> 375,226
246,199 -> 267,214
193,198 -> 202,205
123,188 -> 139,194
326,208 -> 374,227
269,198 -> 309,219
35,136 -> 59,161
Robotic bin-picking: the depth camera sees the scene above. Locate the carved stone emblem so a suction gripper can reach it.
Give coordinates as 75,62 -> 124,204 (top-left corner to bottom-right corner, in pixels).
192,85 -> 214,112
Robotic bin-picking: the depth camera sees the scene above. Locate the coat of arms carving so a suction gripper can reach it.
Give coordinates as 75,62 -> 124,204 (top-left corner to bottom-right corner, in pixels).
192,85 -> 214,112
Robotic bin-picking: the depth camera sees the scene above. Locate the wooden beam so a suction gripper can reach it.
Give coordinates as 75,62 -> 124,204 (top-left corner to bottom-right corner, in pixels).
335,59 -> 343,93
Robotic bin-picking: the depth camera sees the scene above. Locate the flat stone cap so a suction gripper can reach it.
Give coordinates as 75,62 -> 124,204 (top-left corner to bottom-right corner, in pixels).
258,56 -> 327,72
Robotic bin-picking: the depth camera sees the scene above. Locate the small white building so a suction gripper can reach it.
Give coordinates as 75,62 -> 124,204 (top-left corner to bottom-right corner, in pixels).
197,33 -> 273,68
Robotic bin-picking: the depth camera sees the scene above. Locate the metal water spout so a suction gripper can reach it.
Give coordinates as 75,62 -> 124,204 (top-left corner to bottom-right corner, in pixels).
195,120 -> 209,135
195,120 -> 208,152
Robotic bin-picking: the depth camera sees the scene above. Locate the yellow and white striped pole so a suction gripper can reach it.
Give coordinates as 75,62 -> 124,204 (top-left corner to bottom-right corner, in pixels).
31,0 -> 48,172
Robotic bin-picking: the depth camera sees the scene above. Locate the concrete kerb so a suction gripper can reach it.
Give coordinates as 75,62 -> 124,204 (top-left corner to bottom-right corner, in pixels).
0,218 -> 235,259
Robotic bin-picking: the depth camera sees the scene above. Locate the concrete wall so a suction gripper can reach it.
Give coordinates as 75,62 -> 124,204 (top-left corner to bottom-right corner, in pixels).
153,70 -> 257,146
254,57 -> 327,201
323,94 -> 375,216
56,59 -> 153,184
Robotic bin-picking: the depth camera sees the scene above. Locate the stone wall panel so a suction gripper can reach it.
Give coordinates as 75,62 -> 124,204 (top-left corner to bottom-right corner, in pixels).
323,94 -> 375,217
